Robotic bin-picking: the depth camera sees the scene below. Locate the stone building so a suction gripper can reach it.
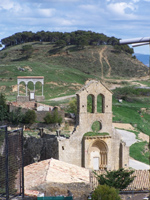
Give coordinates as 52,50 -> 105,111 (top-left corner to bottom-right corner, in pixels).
58,80 -> 129,170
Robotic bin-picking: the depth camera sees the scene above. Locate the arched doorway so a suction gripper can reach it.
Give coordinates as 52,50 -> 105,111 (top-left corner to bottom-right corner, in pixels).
89,140 -> 108,170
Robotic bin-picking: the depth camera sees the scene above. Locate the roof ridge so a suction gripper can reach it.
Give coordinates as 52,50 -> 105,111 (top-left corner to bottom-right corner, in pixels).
44,159 -> 51,182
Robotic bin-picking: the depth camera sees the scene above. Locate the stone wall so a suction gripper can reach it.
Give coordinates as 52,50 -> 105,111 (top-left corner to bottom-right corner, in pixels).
23,135 -> 58,166
17,96 -> 29,102
17,96 -> 45,102
35,110 -> 64,122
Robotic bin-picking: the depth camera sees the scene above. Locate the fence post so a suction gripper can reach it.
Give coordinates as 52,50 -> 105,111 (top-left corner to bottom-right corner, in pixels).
5,126 -> 9,200
21,127 -> 24,198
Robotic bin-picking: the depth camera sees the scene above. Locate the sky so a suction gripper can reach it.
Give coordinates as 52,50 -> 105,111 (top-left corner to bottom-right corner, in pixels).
0,0 -> 150,54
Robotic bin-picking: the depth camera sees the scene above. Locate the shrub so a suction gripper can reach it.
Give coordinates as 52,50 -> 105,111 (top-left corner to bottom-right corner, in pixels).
0,105 -> 8,121
113,86 -> 150,99
8,107 -> 24,124
44,110 -> 62,124
92,184 -> 121,200
22,44 -> 33,52
22,44 -> 33,58
0,93 -> 8,121
67,98 -> 77,114
23,110 -> 36,124
0,93 -> 7,109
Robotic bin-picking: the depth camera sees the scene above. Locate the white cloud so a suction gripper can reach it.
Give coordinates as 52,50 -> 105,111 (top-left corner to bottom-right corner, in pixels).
37,8 -> 56,17
0,0 -> 150,55
107,2 -> 137,19
0,0 -> 14,10
79,4 -> 99,12
60,19 -> 74,26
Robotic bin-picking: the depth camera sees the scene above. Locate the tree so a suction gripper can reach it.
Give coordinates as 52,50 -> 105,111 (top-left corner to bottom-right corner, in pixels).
67,98 -> 77,114
76,36 -> 89,49
92,184 -> 121,200
23,110 -> 36,124
55,39 -> 66,47
0,93 -> 7,109
94,168 -> 135,190
0,93 -> 8,121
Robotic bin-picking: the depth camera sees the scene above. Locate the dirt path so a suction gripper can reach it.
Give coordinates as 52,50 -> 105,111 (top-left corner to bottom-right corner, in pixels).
104,55 -> 111,77
116,128 -> 150,169
99,47 -> 106,79
48,94 -> 76,101
104,76 -> 150,90
113,123 -> 135,131
99,46 -> 111,78
116,129 -> 137,147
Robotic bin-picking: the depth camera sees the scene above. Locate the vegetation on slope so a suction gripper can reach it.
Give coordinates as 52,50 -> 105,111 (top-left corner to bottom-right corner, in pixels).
0,31 -> 149,166
112,86 -> 150,164
112,86 -> 150,136
1,30 -> 133,54
130,141 -> 149,165
0,40 -> 148,101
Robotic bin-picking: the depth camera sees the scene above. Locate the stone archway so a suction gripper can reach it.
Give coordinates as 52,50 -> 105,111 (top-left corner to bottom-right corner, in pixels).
89,140 -> 108,170
17,76 -> 44,102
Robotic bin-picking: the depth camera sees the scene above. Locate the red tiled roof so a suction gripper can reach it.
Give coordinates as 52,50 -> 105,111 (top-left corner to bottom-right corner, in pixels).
17,76 -> 44,79
90,170 -> 150,191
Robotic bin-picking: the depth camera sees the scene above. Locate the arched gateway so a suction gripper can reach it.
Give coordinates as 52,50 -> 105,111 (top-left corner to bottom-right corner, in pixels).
89,139 -> 108,170
17,76 -> 45,102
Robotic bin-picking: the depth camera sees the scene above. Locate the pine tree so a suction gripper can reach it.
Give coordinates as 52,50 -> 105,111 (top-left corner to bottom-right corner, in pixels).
94,168 -> 135,190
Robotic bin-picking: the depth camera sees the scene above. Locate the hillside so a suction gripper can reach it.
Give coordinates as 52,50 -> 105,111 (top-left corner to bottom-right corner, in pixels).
0,42 -> 149,101
0,41 -> 150,166
134,53 -> 149,67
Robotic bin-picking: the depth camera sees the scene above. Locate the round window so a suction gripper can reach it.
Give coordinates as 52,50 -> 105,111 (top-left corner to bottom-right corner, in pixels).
91,121 -> 102,132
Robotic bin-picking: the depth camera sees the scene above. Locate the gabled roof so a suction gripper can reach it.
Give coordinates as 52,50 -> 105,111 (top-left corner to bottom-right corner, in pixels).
76,80 -> 113,95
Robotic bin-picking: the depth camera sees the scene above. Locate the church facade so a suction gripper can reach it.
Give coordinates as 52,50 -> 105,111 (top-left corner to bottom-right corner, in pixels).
58,80 -> 129,170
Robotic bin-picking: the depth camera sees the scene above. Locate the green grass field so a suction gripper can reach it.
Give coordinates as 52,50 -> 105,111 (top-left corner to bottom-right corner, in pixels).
130,141 -> 149,165
112,96 -> 150,164
112,97 -> 150,136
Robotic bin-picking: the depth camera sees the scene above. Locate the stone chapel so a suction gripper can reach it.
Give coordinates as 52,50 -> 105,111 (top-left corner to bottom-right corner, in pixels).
58,80 -> 129,170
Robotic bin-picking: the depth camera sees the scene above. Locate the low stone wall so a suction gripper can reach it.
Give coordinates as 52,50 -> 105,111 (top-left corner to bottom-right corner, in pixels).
17,96 -> 29,102
35,110 -> 64,122
17,96 -> 45,102
44,182 -> 91,200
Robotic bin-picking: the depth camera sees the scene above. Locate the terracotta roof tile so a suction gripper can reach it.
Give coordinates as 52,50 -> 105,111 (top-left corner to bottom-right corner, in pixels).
24,158 -> 90,192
